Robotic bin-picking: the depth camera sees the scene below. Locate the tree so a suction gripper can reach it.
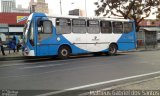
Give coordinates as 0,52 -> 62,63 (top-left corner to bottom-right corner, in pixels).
95,0 -> 160,32
156,8 -> 160,19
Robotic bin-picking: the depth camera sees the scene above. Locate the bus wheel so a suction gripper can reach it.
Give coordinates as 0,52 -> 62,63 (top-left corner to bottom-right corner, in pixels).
58,46 -> 70,59
108,44 -> 117,56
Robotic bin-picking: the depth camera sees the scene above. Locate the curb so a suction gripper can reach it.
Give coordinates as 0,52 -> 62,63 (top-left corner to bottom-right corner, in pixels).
121,48 -> 160,53
103,76 -> 160,90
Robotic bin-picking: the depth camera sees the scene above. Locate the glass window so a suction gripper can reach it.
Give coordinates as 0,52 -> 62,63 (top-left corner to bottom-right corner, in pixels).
28,21 -> 34,45
24,21 -> 30,43
87,20 -> 99,34
124,22 -> 133,33
56,18 -> 71,34
113,22 -> 123,33
37,19 -> 52,41
43,21 -> 52,34
101,21 -> 112,33
72,19 -> 86,33
30,22 -> 34,41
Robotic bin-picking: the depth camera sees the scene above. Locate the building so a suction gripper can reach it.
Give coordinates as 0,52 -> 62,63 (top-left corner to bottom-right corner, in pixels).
139,19 -> 160,35
37,0 -> 45,3
1,0 -> 16,12
0,13 -> 30,41
138,19 -> 160,48
139,19 -> 160,27
29,0 -> 49,14
11,5 -> 30,13
29,0 -> 36,13
69,9 -> 85,16
35,0 -> 48,14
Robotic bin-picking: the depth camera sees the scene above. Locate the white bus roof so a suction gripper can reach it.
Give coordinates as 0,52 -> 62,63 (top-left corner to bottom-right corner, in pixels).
31,13 -> 133,22
45,14 -> 133,22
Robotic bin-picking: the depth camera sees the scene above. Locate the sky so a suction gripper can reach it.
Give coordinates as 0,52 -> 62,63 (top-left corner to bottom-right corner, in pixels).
0,0 -> 156,18
15,0 -> 97,16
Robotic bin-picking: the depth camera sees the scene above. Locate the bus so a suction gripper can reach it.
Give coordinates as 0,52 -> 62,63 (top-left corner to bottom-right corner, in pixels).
23,13 -> 136,59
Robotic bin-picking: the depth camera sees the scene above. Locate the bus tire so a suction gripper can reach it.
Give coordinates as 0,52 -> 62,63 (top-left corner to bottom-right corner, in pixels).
108,44 -> 117,56
58,46 -> 70,59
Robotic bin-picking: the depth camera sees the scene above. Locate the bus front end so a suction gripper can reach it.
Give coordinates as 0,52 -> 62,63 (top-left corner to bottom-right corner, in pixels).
23,13 -> 35,56
23,13 -> 53,56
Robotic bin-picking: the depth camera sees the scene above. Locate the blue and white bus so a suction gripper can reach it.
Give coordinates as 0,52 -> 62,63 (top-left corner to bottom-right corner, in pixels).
23,13 -> 136,59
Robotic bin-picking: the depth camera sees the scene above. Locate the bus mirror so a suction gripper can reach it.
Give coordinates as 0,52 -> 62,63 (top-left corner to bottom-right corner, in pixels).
43,20 -> 52,34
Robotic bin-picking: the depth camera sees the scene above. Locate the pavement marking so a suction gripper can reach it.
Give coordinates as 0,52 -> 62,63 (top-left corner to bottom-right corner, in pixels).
36,70 -> 160,96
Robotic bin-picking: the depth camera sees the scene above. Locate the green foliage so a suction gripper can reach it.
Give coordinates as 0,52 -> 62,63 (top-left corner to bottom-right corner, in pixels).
95,0 -> 160,32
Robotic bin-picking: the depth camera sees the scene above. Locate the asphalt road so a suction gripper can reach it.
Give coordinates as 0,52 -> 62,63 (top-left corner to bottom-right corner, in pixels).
0,50 -> 160,95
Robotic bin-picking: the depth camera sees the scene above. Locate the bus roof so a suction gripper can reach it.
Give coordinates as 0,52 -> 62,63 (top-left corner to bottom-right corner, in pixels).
32,13 -> 134,22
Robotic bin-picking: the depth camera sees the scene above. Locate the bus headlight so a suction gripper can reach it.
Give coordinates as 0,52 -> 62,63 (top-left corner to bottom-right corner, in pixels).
24,47 -> 29,55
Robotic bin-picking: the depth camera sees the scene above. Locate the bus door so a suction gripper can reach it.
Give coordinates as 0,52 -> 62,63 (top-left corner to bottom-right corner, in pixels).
36,17 -> 53,56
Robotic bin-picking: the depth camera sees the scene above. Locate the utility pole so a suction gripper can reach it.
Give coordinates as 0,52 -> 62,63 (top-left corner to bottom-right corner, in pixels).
60,0 -> 62,15
85,0 -> 87,16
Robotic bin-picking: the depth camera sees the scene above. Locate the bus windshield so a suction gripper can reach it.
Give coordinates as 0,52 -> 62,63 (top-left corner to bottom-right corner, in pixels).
23,20 -> 30,43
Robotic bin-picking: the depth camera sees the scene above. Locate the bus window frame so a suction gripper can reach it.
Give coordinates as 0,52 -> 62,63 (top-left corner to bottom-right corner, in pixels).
100,20 -> 112,34
42,20 -> 53,34
123,22 -> 133,34
72,19 -> 87,34
27,21 -> 34,46
112,21 -> 123,34
56,18 -> 71,35
24,20 -> 31,43
37,19 -> 53,41
87,20 -> 100,34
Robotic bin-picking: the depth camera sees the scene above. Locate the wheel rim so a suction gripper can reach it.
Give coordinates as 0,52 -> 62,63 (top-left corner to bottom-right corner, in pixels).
110,45 -> 116,54
61,49 -> 68,57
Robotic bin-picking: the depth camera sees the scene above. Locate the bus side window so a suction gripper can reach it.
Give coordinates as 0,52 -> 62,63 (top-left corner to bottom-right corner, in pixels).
72,19 -> 86,34
37,20 -> 52,41
43,20 -> 52,34
113,22 -> 123,34
101,21 -> 112,33
124,22 -> 133,33
87,20 -> 99,34
56,18 -> 71,34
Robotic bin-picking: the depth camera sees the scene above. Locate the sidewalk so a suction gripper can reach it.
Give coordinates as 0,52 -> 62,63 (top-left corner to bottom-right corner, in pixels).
86,77 -> 160,96
113,77 -> 160,90
0,50 -> 23,61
